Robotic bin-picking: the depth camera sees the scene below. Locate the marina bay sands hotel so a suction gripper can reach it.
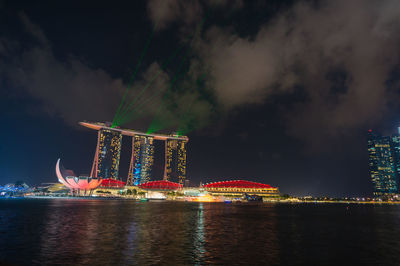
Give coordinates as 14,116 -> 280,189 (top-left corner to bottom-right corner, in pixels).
80,122 -> 188,186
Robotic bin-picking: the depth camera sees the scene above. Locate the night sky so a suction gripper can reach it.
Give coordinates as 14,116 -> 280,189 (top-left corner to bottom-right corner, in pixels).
1,0 -> 400,197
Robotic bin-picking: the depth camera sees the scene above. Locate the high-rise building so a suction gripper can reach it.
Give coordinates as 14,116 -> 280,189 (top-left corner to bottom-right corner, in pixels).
164,139 -> 177,181
94,128 -> 122,180
177,140 -> 187,185
81,121 -> 188,186
367,130 -> 398,196
391,128 -> 400,181
163,139 -> 187,185
126,137 -> 136,186
132,135 -> 154,185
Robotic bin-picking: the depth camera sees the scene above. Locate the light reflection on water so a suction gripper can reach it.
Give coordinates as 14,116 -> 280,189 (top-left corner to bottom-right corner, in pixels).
194,203 -> 205,264
1,199 -> 400,265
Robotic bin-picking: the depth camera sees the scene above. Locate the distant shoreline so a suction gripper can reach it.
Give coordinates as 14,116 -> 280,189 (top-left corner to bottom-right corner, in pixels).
2,196 -> 400,204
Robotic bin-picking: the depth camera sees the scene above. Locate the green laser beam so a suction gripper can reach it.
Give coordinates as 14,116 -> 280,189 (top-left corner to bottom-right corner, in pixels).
146,112 -> 171,134
126,42 -> 194,122
149,64 -> 201,126
118,54 -> 191,125
119,64 -> 190,126
148,73 -> 207,134
115,13 -> 209,126
143,13 -> 212,131
146,102 -> 168,133
146,9 -> 247,134
112,26 -> 156,126
116,31 -> 197,125
176,76 -> 207,135
115,41 -> 188,125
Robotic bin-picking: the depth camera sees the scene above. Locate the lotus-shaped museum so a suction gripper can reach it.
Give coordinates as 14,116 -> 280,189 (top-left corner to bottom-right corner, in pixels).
56,159 -> 102,192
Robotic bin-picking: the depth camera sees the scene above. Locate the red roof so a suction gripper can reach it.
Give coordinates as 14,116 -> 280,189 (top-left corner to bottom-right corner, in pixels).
203,180 -> 275,189
138,180 -> 182,190
100,178 -> 126,188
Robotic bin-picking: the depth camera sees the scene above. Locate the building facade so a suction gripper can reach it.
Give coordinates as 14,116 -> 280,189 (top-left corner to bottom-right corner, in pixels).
82,122 -> 189,187
132,135 -> 154,185
367,130 -> 399,196
391,133 -> 400,180
95,129 -> 122,180
203,180 -> 280,197
163,139 -> 187,185
177,140 -> 187,185
164,139 -> 177,181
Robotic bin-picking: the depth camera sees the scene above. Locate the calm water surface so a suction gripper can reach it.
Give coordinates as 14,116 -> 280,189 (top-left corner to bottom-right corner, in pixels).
1,199 -> 400,265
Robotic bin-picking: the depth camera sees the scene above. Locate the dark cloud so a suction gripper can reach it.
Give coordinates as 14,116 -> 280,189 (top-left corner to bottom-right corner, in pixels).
147,0 -> 400,148
147,0 -> 243,31
0,13 -> 123,125
0,11 -> 217,136
4,1 -> 400,147
18,12 -> 49,48
147,0 -> 203,31
0,12 -> 179,130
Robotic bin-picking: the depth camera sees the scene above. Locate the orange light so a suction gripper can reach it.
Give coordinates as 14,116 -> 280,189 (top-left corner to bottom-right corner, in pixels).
195,194 -> 217,202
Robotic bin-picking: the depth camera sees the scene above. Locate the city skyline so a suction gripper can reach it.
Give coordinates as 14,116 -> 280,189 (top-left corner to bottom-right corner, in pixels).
1,0 -> 400,197
367,127 -> 400,196
3,2 -> 400,266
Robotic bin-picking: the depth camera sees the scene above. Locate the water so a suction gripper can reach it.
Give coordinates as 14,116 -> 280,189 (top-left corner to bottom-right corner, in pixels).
1,199 -> 400,265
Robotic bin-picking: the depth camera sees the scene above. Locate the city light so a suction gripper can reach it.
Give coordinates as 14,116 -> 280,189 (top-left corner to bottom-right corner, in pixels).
81,121 -> 189,187
367,128 -> 400,196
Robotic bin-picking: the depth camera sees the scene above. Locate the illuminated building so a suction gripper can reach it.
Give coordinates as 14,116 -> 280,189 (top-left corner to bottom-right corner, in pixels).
100,178 -> 126,188
163,139 -> 188,185
177,140 -> 187,185
91,128 -> 122,180
164,139 -> 177,181
367,130 -> 398,195
203,180 -> 279,197
131,135 -> 154,185
92,179 -> 127,196
391,127 -> 400,183
80,122 -> 189,186
138,180 -> 182,200
138,180 -> 182,190
56,159 -> 102,194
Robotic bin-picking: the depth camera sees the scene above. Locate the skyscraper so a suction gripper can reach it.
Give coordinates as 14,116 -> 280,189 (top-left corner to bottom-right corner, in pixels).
132,135 -> 154,185
177,140 -> 187,185
164,139 -> 177,181
391,128 -> 400,181
81,121 -> 188,186
367,130 -> 398,196
94,128 -> 122,180
163,139 -> 187,184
